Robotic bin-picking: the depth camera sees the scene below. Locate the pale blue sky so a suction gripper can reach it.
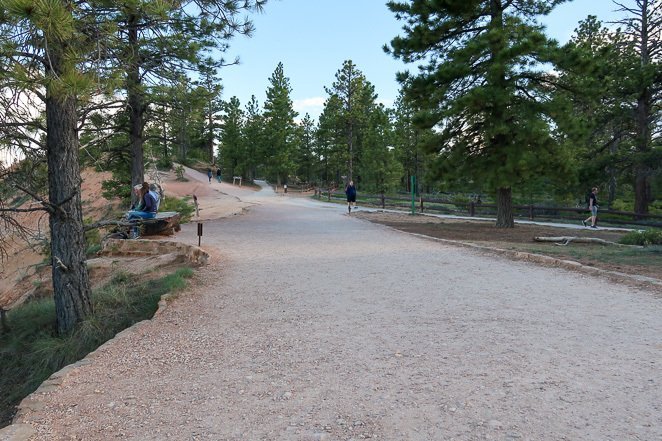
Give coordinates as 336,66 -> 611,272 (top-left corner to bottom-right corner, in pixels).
218,0 -> 623,120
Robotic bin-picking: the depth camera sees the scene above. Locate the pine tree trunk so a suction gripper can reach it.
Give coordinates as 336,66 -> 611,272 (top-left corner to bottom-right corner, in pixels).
128,13 -> 145,196
495,187 -> 514,228
45,50 -> 93,335
634,166 -> 649,217
633,1 -> 651,216
633,93 -> 651,216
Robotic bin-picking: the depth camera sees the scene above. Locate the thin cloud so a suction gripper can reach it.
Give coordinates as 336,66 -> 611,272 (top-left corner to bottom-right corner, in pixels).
293,97 -> 325,113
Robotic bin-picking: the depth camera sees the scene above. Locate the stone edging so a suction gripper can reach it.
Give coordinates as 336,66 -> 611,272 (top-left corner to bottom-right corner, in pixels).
0,243 -> 210,441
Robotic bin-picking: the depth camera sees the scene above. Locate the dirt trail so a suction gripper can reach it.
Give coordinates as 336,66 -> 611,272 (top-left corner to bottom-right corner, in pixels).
7,171 -> 662,440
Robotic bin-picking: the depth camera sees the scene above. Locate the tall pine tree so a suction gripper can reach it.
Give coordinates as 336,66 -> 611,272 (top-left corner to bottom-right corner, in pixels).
387,0 -> 568,227
262,62 -> 298,185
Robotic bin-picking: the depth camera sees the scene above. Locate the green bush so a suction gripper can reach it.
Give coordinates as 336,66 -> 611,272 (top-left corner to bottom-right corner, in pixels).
156,157 -> 173,170
160,195 -> 195,223
174,164 -> 187,181
619,229 -> 662,246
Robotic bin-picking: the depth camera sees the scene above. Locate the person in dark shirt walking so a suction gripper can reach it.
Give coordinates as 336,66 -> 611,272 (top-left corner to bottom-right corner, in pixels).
345,180 -> 357,213
582,187 -> 599,229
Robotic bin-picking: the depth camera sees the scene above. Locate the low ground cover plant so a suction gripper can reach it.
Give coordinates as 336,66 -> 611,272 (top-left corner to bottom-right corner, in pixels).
0,267 -> 194,428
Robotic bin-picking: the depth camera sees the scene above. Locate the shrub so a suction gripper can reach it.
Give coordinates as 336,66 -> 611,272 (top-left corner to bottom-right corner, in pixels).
619,229 -> 662,246
160,196 -> 195,223
174,165 -> 187,181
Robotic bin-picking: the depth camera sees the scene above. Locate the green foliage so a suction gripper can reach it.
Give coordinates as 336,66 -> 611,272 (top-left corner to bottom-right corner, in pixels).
219,96 -> 245,179
156,156 -> 173,171
160,196 -> 194,223
619,229 -> 662,246
0,267 -> 194,425
262,62 -> 298,184
174,165 -> 187,181
386,0 -> 569,226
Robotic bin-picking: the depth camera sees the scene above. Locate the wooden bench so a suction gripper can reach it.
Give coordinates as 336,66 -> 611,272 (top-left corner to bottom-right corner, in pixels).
142,211 -> 181,236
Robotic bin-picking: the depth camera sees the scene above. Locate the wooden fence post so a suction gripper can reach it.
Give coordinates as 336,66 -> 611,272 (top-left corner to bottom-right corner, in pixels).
381,192 -> 385,209
470,201 -> 475,217
529,205 -> 534,220
420,197 -> 424,213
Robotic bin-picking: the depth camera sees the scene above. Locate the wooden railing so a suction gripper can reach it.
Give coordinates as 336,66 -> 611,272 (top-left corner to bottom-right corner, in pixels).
314,190 -> 662,228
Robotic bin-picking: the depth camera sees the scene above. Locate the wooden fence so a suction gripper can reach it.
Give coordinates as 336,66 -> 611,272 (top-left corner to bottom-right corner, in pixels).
314,189 -> 662,228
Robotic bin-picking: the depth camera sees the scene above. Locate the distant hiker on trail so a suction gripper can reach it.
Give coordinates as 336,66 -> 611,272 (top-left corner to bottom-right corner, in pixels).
207,168 -> 212,183
582,187 -> 599,229
216,168 -> 222,183
345,180 -> 357,213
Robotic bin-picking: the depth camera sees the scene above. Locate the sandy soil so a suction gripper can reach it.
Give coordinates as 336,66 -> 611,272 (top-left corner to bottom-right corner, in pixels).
7,171 -> 662,441
0,169 -> 115,309
0,166 -> 250,310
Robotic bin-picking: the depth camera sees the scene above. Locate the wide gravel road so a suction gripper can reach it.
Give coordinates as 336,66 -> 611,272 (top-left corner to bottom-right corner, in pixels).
11,182 -> 661,441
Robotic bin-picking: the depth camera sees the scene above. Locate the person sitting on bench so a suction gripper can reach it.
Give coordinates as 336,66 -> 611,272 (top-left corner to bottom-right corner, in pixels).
127,182 -> 158,238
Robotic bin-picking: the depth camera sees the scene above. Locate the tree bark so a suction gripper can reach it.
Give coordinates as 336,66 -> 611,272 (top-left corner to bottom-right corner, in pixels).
45,50 -> 93,335
633,0 -> 652,216
496,187 -> 514,228
127,12 -> 145,198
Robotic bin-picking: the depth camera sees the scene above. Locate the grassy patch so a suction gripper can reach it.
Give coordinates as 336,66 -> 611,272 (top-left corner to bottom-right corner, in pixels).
0,267 -> 194,428
504,243 -> 662,271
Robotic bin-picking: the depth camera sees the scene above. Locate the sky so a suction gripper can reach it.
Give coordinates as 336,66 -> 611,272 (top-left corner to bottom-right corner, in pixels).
218,0 -> 627,120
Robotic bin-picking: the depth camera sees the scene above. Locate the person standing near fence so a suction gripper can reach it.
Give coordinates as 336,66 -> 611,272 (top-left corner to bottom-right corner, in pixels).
345,180 -> 357,213
582,187 -> 599,229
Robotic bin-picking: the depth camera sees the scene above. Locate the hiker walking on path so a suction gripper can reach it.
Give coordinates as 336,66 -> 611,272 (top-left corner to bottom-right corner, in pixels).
583,187 -> 599,229
345,180 -> 357,213
216,168 -> 222,183
207,168 -> 213,183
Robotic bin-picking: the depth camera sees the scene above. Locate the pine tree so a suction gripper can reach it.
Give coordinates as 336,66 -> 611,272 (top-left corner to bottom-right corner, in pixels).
262,62 -> 298,185
613,0 -> 661,215
387,0 -> 568,227
324,60 -> 377,183
554,16 -> 631,208
242,95 -> 264,182
0,0 -> 101,333
294,114 -> 318,184
392,91 -> 435,194
219,97 -> 244,179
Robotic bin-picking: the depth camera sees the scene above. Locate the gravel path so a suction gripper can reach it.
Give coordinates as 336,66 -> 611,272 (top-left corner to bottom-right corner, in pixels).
11,183 -> 662,441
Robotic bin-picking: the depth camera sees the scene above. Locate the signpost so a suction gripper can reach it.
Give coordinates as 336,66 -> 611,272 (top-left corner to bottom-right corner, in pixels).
197,223 -> 203,246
